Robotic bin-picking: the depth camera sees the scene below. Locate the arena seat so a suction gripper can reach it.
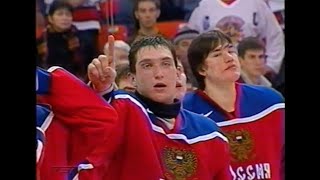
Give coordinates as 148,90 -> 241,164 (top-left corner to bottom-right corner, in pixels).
156,20 -> 187,39
98,24 -> 128,53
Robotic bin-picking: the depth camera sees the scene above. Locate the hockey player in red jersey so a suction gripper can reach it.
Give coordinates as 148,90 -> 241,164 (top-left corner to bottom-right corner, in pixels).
36,66 -> 118,180
183,30 -> 285,180
86,35 -> 234,180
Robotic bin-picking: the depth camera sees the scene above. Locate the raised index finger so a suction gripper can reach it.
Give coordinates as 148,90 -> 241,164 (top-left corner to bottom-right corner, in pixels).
107,35 -> 115,68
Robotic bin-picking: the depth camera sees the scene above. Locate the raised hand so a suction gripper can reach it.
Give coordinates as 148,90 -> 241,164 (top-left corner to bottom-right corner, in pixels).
88,35 -> 117,92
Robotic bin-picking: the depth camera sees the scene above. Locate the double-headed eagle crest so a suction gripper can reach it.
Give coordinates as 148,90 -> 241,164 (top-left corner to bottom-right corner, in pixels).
162,147 -> 198,180
224,129 -> 254,162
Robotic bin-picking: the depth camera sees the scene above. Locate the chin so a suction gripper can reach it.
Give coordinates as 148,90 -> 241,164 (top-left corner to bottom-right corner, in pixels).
226,73 -> 241,82
152,94 -> 174,104
175,93 -> 185,100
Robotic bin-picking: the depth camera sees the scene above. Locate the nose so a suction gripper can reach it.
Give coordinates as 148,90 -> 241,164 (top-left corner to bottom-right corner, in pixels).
153,65 -> 164,79
223,51 -> 234,63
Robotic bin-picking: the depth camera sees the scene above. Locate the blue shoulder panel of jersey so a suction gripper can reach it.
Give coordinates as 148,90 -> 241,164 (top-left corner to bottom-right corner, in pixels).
36,104 -> 52,144
36,67 -> 51,95
178,109 -> 222,139
36,104 -> 52,128
182,91 -> 215,116
183,84 -> 284,121
239,84 -> 284,117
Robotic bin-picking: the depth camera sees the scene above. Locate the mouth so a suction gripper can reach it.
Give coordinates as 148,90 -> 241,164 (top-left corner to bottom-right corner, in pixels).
154,83 -> 167,88
225,64 -> 237,70
176,82 -> 182,88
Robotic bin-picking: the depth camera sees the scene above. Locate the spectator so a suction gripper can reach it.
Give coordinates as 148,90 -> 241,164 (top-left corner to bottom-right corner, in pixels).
188,0 -> 285,78
115,62 -> 136,93
128,0 -> 165,45
45,0 -> 86,80
173,25 -> 199,88
237,37 -> 272,87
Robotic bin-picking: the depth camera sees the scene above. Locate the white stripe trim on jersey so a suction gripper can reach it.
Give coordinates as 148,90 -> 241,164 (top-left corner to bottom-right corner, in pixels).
36,140 -> 43,163
78,163 -> 94,171
36,72 -> 38,91
40,111 -> 54,132
114,94 -> 228,144
167,131 -> 228,143
36,126 -> 45,135
71,163 -> 94,180
47,66 -> 63,72
72,174 -> 78,180
217,103 -> 285,127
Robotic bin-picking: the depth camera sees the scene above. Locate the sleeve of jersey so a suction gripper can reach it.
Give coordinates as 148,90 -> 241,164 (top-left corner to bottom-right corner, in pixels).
257,0 -> 284,73
44,67 -> 119,180
36,104 -> 54,164
36,104 -> 54,180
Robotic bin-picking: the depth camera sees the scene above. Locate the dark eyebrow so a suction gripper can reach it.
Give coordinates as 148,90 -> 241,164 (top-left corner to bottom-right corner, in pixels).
138,59 -> 152,65
161,56 -> 173,61
210,43 -> 231,53
138,56 -> 173,65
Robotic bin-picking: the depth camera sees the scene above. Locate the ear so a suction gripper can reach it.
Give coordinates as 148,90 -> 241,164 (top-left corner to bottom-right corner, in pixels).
197,64 -> 207,77
134,10 -> 139,20
238,57 -> 245,65
48,16 -> 53,24
156,9 -> 160,19
131,74 -> 137,87
176,68 -> 182,79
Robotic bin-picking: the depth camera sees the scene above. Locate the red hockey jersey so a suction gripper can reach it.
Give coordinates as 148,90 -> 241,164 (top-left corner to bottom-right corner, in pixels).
100,90 -> 233,180
36,66 -> 118,180
183,83 -> 285,180
36,104 -> 54,180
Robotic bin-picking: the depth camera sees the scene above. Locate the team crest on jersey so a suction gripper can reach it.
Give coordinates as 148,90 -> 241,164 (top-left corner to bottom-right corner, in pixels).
225,130 -> 255,162
216,15 -> 245,44
162,147 -> 198,180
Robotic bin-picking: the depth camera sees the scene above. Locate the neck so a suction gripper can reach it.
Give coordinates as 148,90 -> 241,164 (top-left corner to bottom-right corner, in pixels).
49,24 -> 68,33
139,26 -> 157,36
204,80 -> 237,112
242,70 -> 260,85
135,92 -> 181,119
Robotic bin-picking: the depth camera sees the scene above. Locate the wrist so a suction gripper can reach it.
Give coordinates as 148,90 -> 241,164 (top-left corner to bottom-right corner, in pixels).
90,83 -> 115,96
97,83 -> 114,96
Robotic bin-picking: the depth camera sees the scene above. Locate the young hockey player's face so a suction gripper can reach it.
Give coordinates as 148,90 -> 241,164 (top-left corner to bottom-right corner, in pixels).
134,46 -> 178,104
199,42 -> 241,83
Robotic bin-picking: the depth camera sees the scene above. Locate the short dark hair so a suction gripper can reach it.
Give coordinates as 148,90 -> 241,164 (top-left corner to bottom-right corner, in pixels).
128,36 -> 177,73
133,0 -> 160,11
237,37 -> 265,58
187,30 -> 232,90
48,0 -> 73,16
